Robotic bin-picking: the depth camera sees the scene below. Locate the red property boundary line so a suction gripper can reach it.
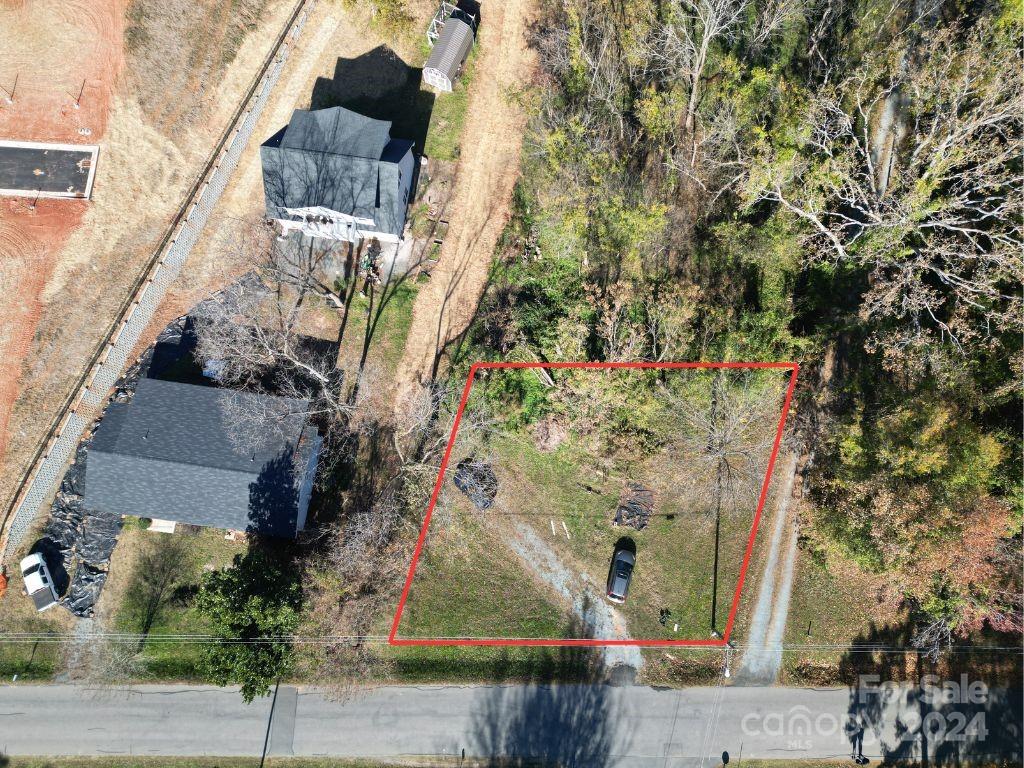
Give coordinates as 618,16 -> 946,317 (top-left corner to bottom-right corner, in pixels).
388,361 -> 800,648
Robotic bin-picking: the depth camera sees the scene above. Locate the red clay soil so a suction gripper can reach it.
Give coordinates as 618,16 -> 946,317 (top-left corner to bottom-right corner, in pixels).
0,0 -> 125,462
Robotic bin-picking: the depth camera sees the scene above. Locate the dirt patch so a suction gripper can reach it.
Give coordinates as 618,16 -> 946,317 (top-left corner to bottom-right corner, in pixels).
0,0 -> 125,464
394,0 -> 537,397
0,0 -> 125,143
533,415 -> 567,452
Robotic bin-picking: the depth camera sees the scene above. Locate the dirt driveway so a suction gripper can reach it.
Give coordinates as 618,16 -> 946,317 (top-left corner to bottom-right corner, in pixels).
395,0 -> 536,401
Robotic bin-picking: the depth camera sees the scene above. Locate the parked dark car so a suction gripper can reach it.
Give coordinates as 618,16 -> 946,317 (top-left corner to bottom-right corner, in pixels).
606,545 -> 635,603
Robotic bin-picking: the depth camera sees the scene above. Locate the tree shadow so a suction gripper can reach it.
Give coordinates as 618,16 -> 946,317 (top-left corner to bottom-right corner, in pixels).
146,316 -> 208,385
311,46 -> 435,153
352,244 -> 423,380
118,535 -> 197,645
28,537 -> 69,596
426,252 -> 497,384
247,447 -> 301,539
467,613 -> 632,767
839,621 -> 1023,766
453,0 -> 482,25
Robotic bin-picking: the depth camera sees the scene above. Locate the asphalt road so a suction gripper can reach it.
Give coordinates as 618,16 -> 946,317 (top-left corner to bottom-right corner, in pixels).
0,681 -> 1019,766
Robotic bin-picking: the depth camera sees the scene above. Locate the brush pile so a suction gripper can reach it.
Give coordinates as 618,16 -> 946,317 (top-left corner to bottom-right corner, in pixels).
452,458 -> 499,510
614,483 -> 654,530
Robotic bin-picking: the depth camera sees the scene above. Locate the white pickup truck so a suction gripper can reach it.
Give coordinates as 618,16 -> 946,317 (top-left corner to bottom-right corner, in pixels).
20,553 -> 59,612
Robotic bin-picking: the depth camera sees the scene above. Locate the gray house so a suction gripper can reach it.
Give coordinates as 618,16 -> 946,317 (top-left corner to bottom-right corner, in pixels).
260,106 -> 415,244
84,379 -> 321,539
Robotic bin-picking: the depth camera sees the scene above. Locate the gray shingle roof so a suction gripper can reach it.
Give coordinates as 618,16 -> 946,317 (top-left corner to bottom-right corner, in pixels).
280,108 -> 393,159
261,107 -> 414,238
85,379 -> 318,538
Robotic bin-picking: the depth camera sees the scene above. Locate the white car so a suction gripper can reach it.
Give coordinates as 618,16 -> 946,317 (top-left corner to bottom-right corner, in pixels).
20,553 -> 59,612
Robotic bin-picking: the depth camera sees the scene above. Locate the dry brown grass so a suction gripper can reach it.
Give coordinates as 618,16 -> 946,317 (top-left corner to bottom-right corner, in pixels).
0,0 -> 294,515
123,0 -> 271,134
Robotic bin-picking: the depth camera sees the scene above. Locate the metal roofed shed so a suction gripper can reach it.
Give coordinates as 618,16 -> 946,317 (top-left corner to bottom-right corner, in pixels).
423,11 -> 476,92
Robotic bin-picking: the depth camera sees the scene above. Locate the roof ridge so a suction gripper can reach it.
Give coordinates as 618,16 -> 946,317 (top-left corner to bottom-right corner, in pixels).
95,446 -> 295,478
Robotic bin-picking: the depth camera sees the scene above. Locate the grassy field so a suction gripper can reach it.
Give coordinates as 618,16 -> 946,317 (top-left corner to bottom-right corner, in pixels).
102,522 -> 245,680
393,390 -> 775,646
0,632 -> 64,682
496,434 -> 759,641
398,510 -> 566,640
335,280 -> 420,380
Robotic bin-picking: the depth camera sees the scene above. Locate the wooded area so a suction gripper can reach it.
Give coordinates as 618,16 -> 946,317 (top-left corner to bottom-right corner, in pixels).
465,0 -> 1022,654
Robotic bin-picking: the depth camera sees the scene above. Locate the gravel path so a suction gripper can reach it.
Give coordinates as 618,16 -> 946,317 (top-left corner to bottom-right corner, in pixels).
735,454 -> 798,683
507,521 -> 644,673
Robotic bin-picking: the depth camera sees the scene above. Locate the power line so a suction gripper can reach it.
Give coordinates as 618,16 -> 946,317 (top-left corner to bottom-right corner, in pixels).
0,632 -> 1019,653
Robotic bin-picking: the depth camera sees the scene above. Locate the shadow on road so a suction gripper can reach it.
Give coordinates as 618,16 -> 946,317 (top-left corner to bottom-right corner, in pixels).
467,617 -> 632,767
840,622 -> 1023,766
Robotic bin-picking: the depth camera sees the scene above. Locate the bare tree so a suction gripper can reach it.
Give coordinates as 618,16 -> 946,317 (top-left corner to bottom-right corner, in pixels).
192,237 -> 355,438
652,0 -> 751,136
667,370 -> 783,519
911,617 -> 954,662
393,379 -> 452,464
746,21 -> 1023,355
750,0 -> 804,51
77,637 -> 144,689
331,489 -> 404,585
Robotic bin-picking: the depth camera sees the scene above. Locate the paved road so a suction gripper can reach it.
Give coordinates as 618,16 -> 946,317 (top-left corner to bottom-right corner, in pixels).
0,682 -> 1018,766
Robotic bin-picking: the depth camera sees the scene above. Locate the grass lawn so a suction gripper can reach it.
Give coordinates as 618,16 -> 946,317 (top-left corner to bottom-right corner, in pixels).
0,518 -> 76,681
497,435 -> 761,642
382,447 -> 618,683
423,48 -> 477,162
0,630 -> 64,682
390,365 -> 791,648
336,279 -> 419,380
0,587 -> 68,681
398,509 -> 566,640
102,522 -> 245,680
393,423 -> 772,645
